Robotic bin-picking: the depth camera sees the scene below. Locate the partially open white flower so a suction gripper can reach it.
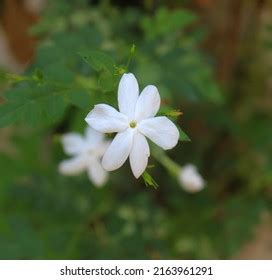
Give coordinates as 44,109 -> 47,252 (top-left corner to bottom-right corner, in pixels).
85,73 -> 180,178
59,127 -> 109,187
178,164 -> 205,193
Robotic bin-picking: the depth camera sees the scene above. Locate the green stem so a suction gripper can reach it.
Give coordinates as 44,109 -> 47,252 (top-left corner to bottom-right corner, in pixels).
152,146 -> 180,177
126,44 -> 136,71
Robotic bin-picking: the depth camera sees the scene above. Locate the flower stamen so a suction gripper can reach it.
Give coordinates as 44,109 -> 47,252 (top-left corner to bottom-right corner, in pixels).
129,121 -> 137,128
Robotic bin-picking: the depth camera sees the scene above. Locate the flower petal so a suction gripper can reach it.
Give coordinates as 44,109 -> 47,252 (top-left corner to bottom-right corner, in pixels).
87,159 -> 108,187
85,104 -> 128,133
61,133 -> 85,155
58,156 -> 87,175
85,126 -> 104,149
138,116 -> 179,150
129,132 -> 150,178
118,73 -> 139,119
102,129 -> 134,171
135,85 -> 161,121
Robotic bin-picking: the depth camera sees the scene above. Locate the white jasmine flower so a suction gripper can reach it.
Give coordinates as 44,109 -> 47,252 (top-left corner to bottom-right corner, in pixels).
178,164 -> 205,193
85,73 -> 179,178
59,127 -> 109,187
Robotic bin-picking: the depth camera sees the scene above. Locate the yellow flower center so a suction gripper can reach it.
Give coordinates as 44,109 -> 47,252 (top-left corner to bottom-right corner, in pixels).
129,121 -> 137,128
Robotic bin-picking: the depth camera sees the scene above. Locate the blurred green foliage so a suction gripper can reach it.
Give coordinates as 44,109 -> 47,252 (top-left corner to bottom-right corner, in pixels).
0,0 -> 271,259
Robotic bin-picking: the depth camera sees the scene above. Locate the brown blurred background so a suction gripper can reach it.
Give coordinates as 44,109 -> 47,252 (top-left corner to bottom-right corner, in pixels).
0,0 -> 45,72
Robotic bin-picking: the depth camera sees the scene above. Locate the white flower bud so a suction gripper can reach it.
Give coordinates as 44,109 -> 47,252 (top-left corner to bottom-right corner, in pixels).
178,164 -> 205,193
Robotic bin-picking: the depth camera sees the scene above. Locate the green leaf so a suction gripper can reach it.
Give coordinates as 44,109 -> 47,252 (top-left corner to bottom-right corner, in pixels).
0,70 -> 8,84
79,50 -> 115,73
178,126 -> 191,142
98,71 -> 118,93
33,69 -> 44,84
0,71 -> 28,85
142,8 -> 197,39
0,86 -> 67,127
160,108 -> 183,120
79,51 -> 118,92
142,171 -> 159,189
67,89 -> 91,109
